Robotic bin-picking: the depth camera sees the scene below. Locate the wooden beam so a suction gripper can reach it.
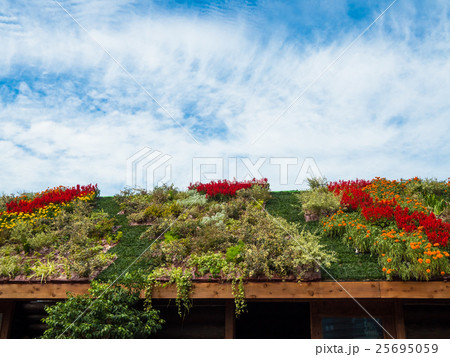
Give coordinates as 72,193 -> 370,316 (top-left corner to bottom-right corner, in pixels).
1,281 -> 450,300
0,283 -> 90,299
379,281 -> 450,299
151,281 -> 381,299
224,300 -> 236,339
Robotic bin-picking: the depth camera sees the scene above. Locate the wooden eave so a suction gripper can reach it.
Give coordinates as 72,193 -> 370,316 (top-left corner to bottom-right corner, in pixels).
1,281 -> 449,300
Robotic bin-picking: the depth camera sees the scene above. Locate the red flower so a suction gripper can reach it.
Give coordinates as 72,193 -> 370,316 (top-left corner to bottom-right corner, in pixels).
2,184 -> 98,215
328,178 -> 450,247
189,178 -> 268,198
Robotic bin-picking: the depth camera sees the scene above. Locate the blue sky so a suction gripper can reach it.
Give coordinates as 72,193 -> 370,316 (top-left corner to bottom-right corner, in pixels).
1,0 -> 449,195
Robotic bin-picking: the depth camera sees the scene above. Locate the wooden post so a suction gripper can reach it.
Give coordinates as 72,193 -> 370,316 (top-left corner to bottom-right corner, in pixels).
224,300 -> 236,339
394,301 -> 406,339
0,301 -> 15,339
309,302 -> 322,339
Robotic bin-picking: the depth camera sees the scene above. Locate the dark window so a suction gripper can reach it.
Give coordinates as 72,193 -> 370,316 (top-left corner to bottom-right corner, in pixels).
10,300 -> 57,339
152,300 -> 225,339
404,303 -> 450,339
236,302 -> 310,339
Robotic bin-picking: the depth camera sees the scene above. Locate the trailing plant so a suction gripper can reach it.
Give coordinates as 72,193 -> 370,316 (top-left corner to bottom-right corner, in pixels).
145,267 -> 193,317
231,277 -> 246,317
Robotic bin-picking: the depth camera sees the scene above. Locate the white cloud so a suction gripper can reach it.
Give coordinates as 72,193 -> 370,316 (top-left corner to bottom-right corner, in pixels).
0,1 -> 449,195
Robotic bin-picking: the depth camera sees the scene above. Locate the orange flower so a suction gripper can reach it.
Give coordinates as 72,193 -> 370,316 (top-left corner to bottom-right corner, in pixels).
382,253 -> 385,257
426,259 -> 431,264
418,258 -> 423,264
441,271 -> 446,275
426,269 -> 431,273
348,237 -> 352,240
386,269 -> 392,274
382,267 -> 386,272
387,258 -> 392,263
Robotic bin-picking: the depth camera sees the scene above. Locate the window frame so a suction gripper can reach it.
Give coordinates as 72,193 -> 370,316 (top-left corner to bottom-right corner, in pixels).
310,300 -> 404,339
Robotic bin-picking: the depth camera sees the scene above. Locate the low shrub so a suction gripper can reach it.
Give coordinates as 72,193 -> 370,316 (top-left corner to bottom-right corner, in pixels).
301,188 -> 341,216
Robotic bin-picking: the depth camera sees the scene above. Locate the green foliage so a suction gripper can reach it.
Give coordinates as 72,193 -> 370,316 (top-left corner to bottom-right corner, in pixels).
0,197 -> 121,280
226,240 -> 245,263
440,207 -> 450,223
146,267 -> 193,317
189,252 -> 228,277
235,184 -> 272,203
322,209 -> 450,281
28,259 -> 57,282
231,277 -> 246,317
95,197 -> 151,281
164,230 -> 180,243
0,193 -> 15,212
115,185 -> 185,222
200,210 -> 226,226
10,220 -> 33,246
425,193 -> 447,215
300,188 -> 341,215
306,177 -> 328,190
266,191 -> 384,281
176,190 -> 208,207
42,281 -> 164,339
27,231 -> 58,251
405,178 -> 447,198
0,255 -> 21,277
138,188 -> 335,317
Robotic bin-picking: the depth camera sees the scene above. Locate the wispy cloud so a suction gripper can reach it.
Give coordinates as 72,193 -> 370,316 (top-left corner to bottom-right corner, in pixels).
1,0 -> 449,194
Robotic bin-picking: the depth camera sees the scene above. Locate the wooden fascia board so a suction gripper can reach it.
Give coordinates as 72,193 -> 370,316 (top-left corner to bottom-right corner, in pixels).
0,281 -> 449,300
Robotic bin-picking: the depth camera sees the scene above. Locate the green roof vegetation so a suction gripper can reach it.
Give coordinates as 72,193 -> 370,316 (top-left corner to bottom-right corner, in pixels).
2,177 -> 448,338
266,191 -> 384,281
